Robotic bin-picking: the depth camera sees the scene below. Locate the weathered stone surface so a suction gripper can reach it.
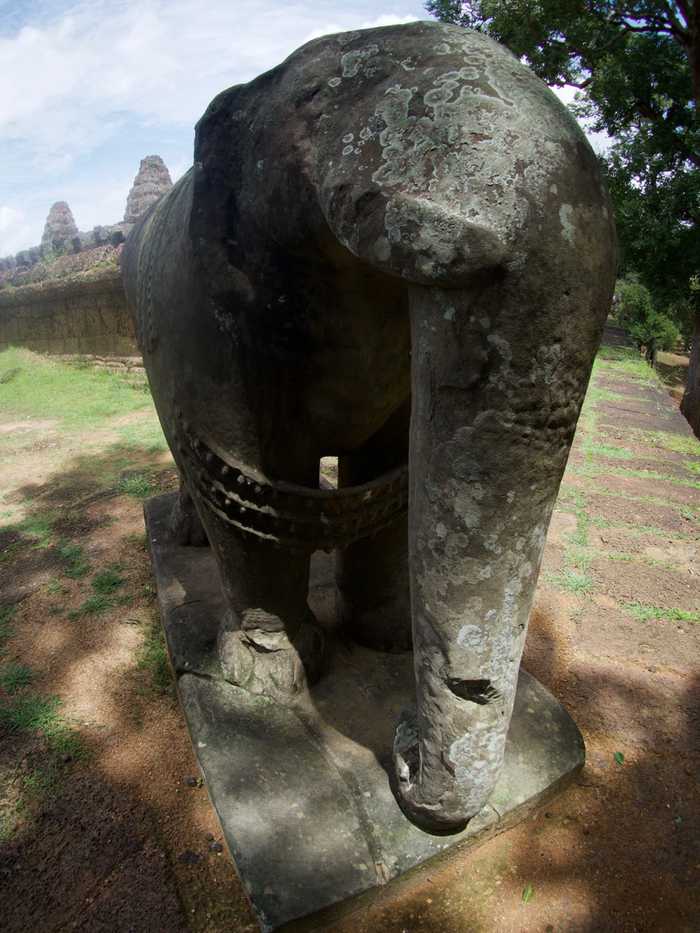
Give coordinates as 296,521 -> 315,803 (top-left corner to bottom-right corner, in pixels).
124,155 -> 173,223
146,492 -> 585,932
125,21 -> 614,835
41,201 -> 79,253
0,269 -> 137,357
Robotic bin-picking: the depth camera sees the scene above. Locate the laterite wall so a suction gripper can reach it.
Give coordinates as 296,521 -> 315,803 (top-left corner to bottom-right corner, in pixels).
0,271 -> 138,358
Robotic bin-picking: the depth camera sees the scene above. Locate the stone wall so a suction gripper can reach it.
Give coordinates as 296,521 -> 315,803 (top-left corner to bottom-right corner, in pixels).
0,269 -> 137,358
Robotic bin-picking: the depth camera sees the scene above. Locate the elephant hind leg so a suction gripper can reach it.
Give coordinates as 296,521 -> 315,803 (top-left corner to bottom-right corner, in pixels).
336,399 -> 411,652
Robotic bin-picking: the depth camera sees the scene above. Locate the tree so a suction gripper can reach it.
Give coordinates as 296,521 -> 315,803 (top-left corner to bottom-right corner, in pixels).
427,1 -> 700,435
615,276 -> 681,362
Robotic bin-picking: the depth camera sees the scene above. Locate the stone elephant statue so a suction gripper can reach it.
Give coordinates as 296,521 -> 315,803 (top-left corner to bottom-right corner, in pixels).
123,21 -> 616,834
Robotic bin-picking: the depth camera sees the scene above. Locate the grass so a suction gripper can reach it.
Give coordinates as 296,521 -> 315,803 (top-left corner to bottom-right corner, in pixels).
0,685 -> 86,841
0,604 -> 16,652
0,347 -> 155,431
46,578 -> 69,596
67,564 -> 128,619
570,461 -> 700,491
117,418 -> 168,453
546,569 -> 594,594
91,564 -> 125,595
593,346 -> 659,383
0,662 -> 33,693
57,541 -> 90,579
0,693 -> 61,733
625,602 -> 700,623
67,594 -> 114,620
630,430 -> 700,458
584,443 -> 635,461
136,619 -> 172,694
118,472 -> 157,499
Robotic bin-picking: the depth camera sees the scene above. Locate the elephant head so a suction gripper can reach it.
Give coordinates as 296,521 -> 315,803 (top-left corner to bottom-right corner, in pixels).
124,22 -> 616,834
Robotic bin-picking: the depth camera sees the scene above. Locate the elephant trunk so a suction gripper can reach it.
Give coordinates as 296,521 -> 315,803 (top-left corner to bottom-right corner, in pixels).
394,281 -> 572,832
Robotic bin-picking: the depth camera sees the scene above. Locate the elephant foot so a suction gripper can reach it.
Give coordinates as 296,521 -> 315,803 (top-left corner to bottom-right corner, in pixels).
392,709 -> 470,835
218,609 -> 325,700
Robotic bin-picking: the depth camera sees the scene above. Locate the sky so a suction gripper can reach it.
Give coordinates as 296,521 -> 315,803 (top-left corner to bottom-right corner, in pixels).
0,0 -> 604,257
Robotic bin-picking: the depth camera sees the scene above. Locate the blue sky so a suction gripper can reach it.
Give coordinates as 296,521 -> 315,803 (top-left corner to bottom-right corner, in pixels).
0,1 -> 601,256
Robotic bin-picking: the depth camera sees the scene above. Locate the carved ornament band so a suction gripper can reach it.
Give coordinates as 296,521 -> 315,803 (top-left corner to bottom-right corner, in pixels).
177,421 -> 408,551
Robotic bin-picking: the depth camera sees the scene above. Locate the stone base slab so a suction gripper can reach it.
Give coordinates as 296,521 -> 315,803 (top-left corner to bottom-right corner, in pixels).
144,492 -> 585,931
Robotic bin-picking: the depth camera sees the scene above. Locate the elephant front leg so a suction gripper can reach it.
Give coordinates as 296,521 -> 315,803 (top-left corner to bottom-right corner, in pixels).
214,530 -> 324,701
393,283 -> 586,833
178,442 -> 326,701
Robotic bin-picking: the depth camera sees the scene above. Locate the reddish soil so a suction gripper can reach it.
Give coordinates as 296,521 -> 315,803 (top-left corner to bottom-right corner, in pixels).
1,349 -> 699,932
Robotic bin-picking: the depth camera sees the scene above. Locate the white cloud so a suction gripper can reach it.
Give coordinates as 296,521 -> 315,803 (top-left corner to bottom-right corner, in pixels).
0,1 -> 425,253
0,205 -> 38,256
302,13 -> 418,43
0,2 -> 423,169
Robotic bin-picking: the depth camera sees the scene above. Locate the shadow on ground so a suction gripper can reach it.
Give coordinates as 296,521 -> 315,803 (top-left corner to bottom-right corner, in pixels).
0,442 -> 258,933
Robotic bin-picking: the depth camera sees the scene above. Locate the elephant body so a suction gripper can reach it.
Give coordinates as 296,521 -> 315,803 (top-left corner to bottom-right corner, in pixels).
123,21 -> 616,833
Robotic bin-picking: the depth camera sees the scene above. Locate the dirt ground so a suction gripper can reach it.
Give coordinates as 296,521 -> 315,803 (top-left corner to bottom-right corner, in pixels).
0,345 -> 698,933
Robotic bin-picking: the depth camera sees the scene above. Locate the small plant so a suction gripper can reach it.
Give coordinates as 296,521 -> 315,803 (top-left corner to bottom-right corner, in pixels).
137,621 -> 172,694
67,594 -> 113,620
625,602 -> 699,623
91,565 -> 125,595
46,578 -> 69,596
585,443 -> 634,461
0,662 -> 33,693
57,540 -> 90,579
0,693 -> 60,733
0,604 -> 16,653
118,473 -> 156,499
546,569 -> 593,594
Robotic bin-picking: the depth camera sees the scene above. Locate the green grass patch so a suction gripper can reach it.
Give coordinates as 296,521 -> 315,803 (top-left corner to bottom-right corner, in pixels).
68,565 -> 129,619
67,593 -> 113,620
117,418 -> 168,453
546,569 -> 594,594
584,443 -> 635,461
0,604 -> 16,653
0,347 -> 154,431
625,602 -> 700,623
1,512 -> 57,550
91,564 -> 125,595
0,693 -> 60,733
593,347 -> 659,383
46,578 -> 69,596
137,621 -> 172,694
57,541 -> 90,579
629,430 -> 699,457
570,461 -> 700,490
118,472 -> 156,499
584,386 -> 649,405
0,662 -> 33,693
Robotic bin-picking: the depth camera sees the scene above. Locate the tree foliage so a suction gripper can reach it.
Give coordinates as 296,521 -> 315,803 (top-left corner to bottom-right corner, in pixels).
615,276 -> 681,355
427,1 -> 700,432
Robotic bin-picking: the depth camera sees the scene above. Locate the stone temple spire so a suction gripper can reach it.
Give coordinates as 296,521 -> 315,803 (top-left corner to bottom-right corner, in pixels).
41,201 -> 79,252
124,155 -> 173,223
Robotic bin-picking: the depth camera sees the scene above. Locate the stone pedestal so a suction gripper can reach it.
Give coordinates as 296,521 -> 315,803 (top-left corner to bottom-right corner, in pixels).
144,493 -> 585,932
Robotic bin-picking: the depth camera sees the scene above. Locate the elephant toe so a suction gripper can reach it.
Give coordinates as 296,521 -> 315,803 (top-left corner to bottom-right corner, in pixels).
218,608 -> 326,701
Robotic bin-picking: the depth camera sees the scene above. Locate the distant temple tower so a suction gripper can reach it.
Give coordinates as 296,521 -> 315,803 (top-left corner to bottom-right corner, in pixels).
124,155 -> 173,223
41,201 -> 79,253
